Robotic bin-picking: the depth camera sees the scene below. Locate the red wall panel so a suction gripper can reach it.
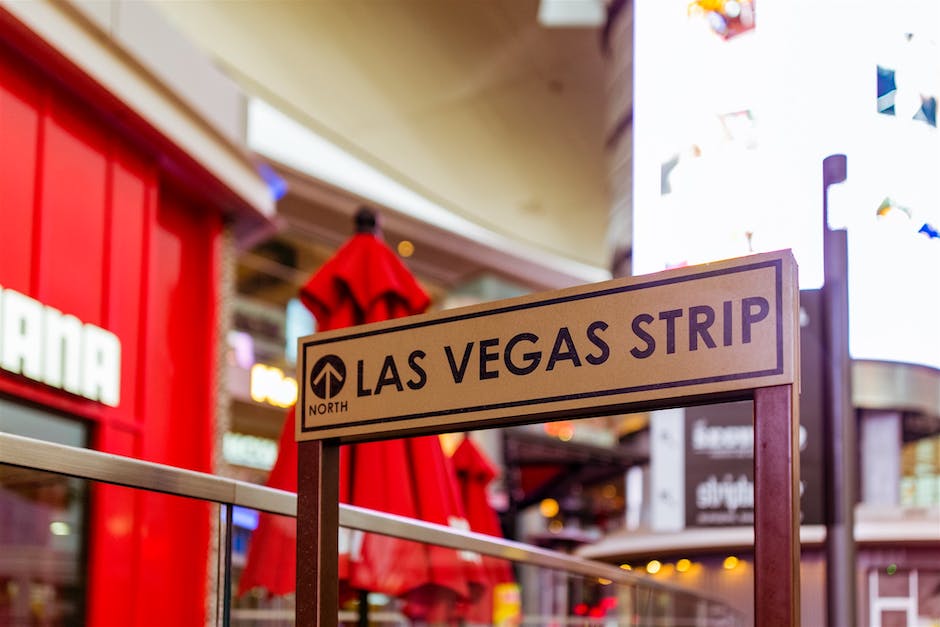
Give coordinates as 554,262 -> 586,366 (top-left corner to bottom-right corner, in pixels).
142,187 -> 219,469
101,146 -> 155,434
86,434 -> 138,624
35,97 -> 108,325
0,37 -> 221,627
0,48 -> 39,294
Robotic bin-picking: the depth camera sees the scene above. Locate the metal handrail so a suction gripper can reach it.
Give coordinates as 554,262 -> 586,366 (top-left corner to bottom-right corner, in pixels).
0,431 -> 734,607
0,432 -> 295,515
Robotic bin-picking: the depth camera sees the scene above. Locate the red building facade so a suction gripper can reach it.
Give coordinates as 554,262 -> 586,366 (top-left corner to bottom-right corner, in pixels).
0,8 -> 268,624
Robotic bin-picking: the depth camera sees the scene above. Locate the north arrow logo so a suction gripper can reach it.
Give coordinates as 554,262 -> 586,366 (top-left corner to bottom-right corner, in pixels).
310,355 -> 346,400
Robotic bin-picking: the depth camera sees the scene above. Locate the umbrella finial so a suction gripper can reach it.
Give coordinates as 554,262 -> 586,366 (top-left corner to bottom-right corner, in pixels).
354,206 -> 379,234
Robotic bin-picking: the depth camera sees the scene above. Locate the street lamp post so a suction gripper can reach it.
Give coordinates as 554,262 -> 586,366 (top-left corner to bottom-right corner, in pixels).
821,153 -> 857,627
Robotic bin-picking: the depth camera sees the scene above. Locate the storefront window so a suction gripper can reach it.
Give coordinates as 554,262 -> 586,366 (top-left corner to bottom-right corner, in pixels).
900,435 -> 940,507
0,399 -> 88,625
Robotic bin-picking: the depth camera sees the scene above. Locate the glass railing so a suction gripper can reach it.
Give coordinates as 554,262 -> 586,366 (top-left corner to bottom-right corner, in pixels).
0,432 -> 743,626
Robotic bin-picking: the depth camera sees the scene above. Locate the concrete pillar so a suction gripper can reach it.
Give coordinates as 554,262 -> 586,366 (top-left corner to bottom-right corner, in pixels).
860,410 -> 903,505
602,0 -> 633,278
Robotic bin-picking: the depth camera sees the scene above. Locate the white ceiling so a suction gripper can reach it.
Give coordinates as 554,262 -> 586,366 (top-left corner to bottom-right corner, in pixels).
154,0 -> 612,271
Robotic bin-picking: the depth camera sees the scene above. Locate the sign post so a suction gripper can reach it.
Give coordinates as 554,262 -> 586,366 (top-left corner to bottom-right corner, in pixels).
295,250 -> 801,626
754,384 -> 801,624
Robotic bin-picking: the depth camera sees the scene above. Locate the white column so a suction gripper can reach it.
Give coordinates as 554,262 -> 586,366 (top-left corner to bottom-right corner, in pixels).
860,410 -> 902,506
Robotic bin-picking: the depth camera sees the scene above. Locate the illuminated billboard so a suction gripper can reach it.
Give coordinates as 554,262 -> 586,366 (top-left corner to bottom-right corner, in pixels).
633,0 -> 939,369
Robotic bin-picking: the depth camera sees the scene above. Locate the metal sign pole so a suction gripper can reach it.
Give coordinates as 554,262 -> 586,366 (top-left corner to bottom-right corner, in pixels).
754,384 -> 801,626
822,153 -> 857,627
297,439 -> 339,627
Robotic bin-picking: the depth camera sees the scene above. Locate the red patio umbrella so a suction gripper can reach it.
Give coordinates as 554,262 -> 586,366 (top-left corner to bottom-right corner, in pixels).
237,404 -> 299,597
451,436 -> 518,625
239,208 -> 485,622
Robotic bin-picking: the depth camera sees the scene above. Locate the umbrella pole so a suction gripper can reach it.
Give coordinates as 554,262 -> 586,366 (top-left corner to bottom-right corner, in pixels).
358,589 -> 369,627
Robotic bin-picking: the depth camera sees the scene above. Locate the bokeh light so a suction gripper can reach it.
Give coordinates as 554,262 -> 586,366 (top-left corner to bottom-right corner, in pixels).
539,498 -> 559,518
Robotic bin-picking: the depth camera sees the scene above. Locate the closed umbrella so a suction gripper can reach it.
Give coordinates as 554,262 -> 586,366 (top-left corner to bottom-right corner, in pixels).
239,208 -> 485,623
452,436 -> 518,626
237,405 -> 299,598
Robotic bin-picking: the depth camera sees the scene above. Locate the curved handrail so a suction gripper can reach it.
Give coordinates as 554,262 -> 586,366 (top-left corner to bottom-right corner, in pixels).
0,431 -> 741,614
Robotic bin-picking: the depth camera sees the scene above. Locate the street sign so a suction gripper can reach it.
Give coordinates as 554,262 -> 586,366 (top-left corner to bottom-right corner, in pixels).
295,249 -> 803,627
296,250 -> 798,443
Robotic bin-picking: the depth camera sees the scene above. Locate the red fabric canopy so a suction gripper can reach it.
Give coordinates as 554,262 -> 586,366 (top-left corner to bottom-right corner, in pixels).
452,436 -> 517,624
239,216 -> 486,622
236,405 -> 299,597
299,231 -> 429,332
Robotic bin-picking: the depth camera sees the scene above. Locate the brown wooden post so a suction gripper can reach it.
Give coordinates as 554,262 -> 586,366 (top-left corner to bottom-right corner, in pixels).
297,439 -> 340,627
754,384 -> 801,626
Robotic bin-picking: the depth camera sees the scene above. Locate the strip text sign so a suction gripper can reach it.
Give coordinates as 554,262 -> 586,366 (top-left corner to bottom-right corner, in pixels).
297,250 -> 798,443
